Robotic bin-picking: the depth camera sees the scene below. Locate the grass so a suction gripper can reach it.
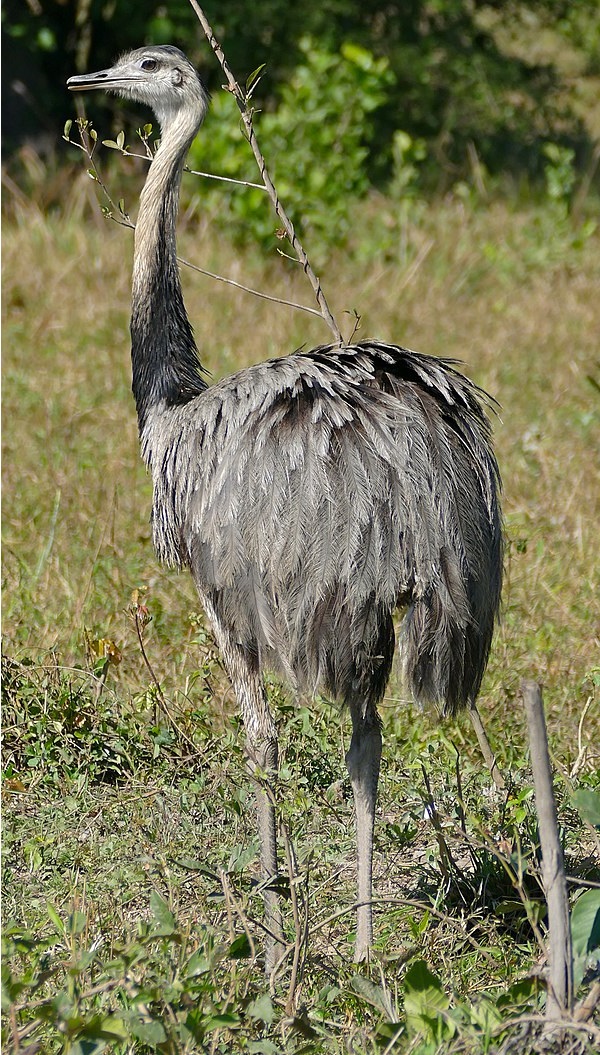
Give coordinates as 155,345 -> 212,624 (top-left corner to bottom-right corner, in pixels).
2,165 -> 600,1053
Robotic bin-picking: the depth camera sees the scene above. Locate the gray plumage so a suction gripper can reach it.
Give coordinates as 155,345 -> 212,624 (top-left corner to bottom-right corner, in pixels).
147,342 -> 500,712
68,45 -> 502,969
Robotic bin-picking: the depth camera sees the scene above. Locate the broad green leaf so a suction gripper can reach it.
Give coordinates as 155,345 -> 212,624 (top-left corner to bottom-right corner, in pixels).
68,910 -> 86,935
149,890 -> 176,935
247,993 -> 275,1024
205,1012 -> 241,1030
571,889 -> 600,958
229,933 -> 252,958
572,889 -> 600,990
572,789 -> 600,828
172,856 -> 219,879
496,977 -> 539,1010
186,949 -> 212,976
350,974 -> 395,1018
127,1015 -> 167,1045
99,1014 -> 128,1040
403,961 -> 454,1041
46,903 -> 64,934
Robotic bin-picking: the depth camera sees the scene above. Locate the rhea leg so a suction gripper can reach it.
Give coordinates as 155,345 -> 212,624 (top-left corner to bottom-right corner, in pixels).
244,703 -> 284,972
345,699 -> 382,962
200,596 -> 283,970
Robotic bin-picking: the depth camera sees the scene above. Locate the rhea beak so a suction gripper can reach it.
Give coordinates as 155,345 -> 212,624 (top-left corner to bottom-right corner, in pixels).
67,64 -> 142,92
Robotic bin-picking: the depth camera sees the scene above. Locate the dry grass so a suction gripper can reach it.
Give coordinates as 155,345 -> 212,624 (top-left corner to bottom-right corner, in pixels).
2,174 -> 599,1052
3,180 -> 599,741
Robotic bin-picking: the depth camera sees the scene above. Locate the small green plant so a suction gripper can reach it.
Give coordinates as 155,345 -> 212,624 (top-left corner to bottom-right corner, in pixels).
1,656 -> 152,788
1,894 -> 275,1054
543,142 -> 577,213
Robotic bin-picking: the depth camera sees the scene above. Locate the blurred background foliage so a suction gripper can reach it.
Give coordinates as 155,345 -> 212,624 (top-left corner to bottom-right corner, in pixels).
4,1 -> 600,177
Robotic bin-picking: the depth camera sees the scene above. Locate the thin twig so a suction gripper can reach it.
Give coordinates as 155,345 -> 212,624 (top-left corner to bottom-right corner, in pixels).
574,980 -> 600,1023
467,699 -> 506,790
186,167 -> 267,190
134,608 -> 166,722
310,896 -> 499,966
219,869 -> 257,962
178,255 -> 325,318
187,0 -> 343,344
420,764 -> 458,882
66,124 -> 327,324
128,600 -> 199,754
281,822 -> 308,1012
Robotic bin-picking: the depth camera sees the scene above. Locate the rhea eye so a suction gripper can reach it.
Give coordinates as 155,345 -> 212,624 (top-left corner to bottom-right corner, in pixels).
140,58 -> 158,72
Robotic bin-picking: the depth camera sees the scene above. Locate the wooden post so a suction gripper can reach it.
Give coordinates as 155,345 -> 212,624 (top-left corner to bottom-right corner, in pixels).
521,679 -> 573,1022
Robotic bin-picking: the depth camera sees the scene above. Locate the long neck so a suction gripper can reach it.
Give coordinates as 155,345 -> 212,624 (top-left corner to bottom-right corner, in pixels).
131,105 -> 207,438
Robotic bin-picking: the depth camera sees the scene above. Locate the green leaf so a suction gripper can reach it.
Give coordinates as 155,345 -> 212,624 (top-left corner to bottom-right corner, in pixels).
68,1041 -> 107,1055
350,975 -> 395,1018
247,993 -> 275,1024
98,1014 -> 128,1040
403,961 -> 454,1041
227,841 -> 258,873
229,933 -> 252,958
571,889 -> 600,958
172,856 -> 219,879
572,888 -> 600,989
246,64 -> 266,94
149,890 -> 176,935
247,1041 -> 280,1054
63,119 -> 72,139
572,789 -> 600,828
46,902 -> 64,934
68,910 -> 86,935
496,977 -> 539,1010
128,1015 -> 167,1045
205,1012 -> 240,1030
186,949 -> 212,977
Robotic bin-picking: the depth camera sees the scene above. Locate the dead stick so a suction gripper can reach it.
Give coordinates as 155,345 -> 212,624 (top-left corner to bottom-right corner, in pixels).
574,979 -> 600,1023
187,0 -> 343,345
468,699 -> 506,790
521,679 -> 573,1021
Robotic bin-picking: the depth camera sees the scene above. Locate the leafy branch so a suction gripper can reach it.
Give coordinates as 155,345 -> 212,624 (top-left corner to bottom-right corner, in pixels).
187,0 -> 343,344
63,118 -> 327,323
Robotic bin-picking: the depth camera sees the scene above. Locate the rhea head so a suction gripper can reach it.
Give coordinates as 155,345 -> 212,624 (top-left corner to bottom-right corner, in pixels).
67,45 -> 209,133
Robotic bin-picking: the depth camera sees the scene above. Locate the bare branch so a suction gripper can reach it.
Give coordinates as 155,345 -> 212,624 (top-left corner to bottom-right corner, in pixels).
521,679 -> 573,1022
187,0 -> 343,345
467,699 -> 506,790
178,255 -> 325,319
186,167 -> 267,191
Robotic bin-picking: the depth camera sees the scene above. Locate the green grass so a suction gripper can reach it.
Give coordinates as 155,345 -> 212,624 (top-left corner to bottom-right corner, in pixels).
2,177 -> 600,1053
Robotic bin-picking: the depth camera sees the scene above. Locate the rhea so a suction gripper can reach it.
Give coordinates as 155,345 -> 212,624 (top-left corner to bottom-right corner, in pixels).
68,46 -> 502,969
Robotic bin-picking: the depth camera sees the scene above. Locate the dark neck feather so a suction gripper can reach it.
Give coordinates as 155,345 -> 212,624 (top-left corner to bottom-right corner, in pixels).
131,108 -> 207,436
